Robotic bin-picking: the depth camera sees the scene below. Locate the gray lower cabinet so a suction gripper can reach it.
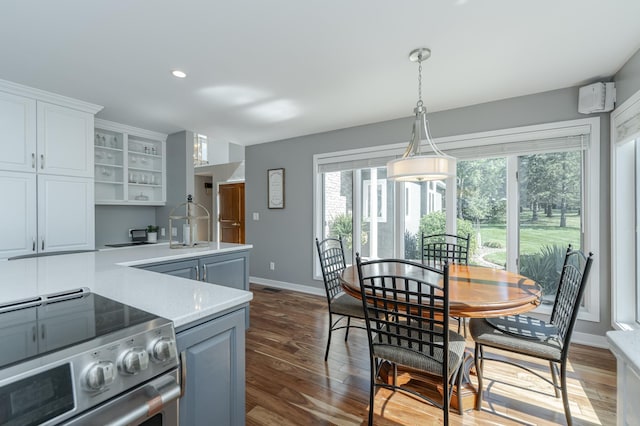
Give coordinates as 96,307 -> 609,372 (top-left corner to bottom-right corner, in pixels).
199,252 -> 249,291
177,309 -> 246,426
138,258 -> 198,279
137,250 -> 249,290
137,250 -> 251,327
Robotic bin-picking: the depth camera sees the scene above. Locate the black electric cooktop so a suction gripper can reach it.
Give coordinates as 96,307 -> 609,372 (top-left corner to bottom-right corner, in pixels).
0,291 -> 159,370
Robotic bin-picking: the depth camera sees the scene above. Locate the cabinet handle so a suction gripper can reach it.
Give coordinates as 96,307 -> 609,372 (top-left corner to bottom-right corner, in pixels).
31,153 -> 35,168
32,326 -> 36,342
179,351 -> 187,397
41,324 -> 45,340
41,239 -> 45,251
40,154 -> 44,169
32,239 -> 36,252
194,265 -> 199,281
202,264 -> 207,281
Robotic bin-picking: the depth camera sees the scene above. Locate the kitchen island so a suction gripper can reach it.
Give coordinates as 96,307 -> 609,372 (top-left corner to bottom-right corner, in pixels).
0,242 -> 253,426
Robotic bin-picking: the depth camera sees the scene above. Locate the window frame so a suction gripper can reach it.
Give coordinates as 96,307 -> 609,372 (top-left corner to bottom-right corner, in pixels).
313,118 -> 600,322
611,88 -> 640,331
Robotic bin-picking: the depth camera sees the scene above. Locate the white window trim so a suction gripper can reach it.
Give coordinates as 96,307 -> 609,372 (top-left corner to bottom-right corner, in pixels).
363,179 -> 387,222
611,88 -> 640,331
313,118 -> 600,324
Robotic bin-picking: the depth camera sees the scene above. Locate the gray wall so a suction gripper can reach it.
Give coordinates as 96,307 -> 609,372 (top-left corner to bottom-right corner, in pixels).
615,47 -> 640,105
245,84 -> 614,337
95,205 -> 157,246
155,131 -> 195,238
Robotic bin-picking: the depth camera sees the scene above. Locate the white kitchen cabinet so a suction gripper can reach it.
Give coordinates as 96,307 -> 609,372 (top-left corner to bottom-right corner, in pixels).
0,89 -> 95,178
0,171 -> 37,259
38,175 -> 95,253
37,101 -> 95,178
0,172 -> 94,258
94,119 -> 167,205
0,91 -> 36,173
0,79 -> 102,259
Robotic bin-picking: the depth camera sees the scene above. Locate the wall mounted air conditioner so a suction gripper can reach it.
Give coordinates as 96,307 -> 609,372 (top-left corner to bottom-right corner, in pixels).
578,82 -> 616,114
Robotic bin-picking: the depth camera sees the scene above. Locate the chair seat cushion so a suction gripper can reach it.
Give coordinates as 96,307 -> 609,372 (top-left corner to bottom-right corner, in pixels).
469,315 -> 562,361
373,327 -> 466,378
330,293 -> 366,319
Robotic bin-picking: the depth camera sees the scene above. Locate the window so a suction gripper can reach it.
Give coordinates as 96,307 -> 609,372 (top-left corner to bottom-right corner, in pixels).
193,133 -> 208,166
457,152 -> 584,307
362,178 -> 387,222
612,88 -> 640,330
314,118 -> 600,321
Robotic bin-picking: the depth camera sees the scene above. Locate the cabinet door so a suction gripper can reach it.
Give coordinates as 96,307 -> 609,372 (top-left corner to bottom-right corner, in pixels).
177,310 -> 246,426
0,171 -> 37,259
199,252 -> 249,291
0,91 -> 36,172
127,137 -> 166,205
138,259 -> 199,280
94,128 -> 125,203
37,101 -> 94,177
38,175 -> 95,253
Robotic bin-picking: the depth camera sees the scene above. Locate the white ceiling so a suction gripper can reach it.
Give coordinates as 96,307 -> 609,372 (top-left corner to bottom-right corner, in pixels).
2,0 -> 640,146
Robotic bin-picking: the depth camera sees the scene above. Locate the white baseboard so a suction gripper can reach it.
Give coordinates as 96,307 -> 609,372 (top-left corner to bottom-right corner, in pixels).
571,330 -> 610,349
250,276 -> 325,297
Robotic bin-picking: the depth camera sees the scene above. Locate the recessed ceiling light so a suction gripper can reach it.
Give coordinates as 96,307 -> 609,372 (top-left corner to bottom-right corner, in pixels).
171,70 -> 187,78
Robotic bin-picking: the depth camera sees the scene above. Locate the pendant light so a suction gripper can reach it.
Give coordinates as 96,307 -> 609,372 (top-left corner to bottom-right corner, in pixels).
387,48 -> 454,181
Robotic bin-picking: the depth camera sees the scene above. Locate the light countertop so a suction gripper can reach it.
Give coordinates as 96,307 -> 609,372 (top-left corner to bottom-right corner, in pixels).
606,329 -> 640,374
0,242 -> 253,328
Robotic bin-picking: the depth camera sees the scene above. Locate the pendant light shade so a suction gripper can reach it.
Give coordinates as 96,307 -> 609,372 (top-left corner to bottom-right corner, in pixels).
387,48 -> 454,182
387,156 -> 452,181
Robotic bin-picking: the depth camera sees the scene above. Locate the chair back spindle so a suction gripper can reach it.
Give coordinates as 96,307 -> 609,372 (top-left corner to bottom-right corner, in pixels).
316,237 -> 347,302
421,233 -> 470,267
550,246 -> 594,353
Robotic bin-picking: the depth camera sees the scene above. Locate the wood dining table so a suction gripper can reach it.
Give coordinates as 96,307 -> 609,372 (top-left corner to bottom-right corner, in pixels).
340,262 -> 543,412
340,263 -> 542,319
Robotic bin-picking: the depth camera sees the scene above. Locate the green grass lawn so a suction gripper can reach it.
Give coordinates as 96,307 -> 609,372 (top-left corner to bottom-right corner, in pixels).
478,211 -> 581,266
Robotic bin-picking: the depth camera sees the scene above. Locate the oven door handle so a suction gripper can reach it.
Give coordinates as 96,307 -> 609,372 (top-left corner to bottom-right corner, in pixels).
119,373 -> 181,425
65,370 -> 181,425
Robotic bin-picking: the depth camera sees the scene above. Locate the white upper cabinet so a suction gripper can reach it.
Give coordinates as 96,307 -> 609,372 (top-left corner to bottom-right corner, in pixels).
94,119 -> 167,205
0,91 -> 36,172
0,78 -> 102,259
37,102 -> 95,178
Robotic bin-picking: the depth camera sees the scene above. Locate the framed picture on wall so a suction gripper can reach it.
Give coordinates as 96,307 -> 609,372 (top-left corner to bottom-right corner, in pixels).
268,168 -> 285,209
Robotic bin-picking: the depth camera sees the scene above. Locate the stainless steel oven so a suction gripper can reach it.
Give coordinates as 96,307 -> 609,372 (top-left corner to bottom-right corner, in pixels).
64,368 -> 180,425
0,289 -> 180,426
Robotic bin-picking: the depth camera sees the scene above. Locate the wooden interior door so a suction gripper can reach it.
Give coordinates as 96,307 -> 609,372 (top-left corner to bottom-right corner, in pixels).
218,183 -> 245,244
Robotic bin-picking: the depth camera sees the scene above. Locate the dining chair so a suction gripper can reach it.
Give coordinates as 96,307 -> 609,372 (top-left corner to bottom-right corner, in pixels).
421,233 -> 470,267
315,237 -> 366,362
421,232 -> 470,335
469,245 -> 593,426
355,256 -> 466,425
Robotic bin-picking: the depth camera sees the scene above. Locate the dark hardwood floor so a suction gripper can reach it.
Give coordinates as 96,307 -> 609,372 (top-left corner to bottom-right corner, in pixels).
246,284 -> 616,425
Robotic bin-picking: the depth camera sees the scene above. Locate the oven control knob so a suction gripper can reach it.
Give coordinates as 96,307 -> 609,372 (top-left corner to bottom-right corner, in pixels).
150,338 -> 177,362
120,348 -> 150,374
85,361 -> 115,390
